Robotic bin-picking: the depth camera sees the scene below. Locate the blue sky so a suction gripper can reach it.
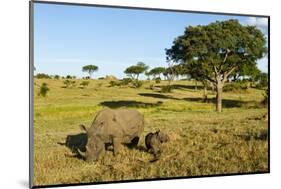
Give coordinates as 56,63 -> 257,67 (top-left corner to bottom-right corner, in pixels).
34,3 -> 268,79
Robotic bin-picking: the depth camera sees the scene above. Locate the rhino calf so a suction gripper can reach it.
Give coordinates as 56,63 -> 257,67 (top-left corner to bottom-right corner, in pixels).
145,130 -> 169,160
78,108 -> 144,162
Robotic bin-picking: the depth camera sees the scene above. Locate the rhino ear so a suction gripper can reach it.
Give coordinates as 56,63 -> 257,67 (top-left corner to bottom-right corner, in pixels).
80,124 -> 87,133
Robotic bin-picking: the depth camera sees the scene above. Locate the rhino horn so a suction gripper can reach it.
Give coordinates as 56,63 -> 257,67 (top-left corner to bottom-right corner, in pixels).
86,146 -> 91,152
77,148 -> 86,158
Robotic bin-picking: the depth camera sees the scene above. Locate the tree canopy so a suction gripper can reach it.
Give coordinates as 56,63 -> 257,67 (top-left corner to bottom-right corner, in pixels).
166,19 -> 267,112
82,65 -> 98,78
148,67 -> 166,79
124,62 -> 149,80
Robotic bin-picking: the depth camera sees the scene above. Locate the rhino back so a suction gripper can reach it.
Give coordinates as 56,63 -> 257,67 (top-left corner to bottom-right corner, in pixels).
88,109 -> 144,143
113,109 -> 144,138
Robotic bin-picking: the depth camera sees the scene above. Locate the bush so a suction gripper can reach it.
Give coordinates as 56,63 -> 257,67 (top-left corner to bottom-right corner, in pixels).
98,77 -> 105,80
63,80 -> 76,88
155,77 -> 161,83
54,75 -> 60,79
161,85 -> 173,93
109,78 -> 133,87
256,80 -> 268,90
66,75 -> 72,79
80,81 -> 90,88
36,73 -> 51,79
120,78 -> 132,86
131,80 -> 143,88
255,73 -> 268,89
38,83 -> 49,97
223,82 -> 249,92
109,80 -> 121,87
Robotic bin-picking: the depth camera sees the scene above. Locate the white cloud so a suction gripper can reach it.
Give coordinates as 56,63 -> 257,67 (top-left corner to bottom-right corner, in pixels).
245,17 -> 268,34
257,56 -> 268,73
247,17 -> 268,26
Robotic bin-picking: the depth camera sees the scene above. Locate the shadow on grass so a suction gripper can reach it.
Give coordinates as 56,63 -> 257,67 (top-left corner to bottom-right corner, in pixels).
171,84 -> 204,90
182,97 -> 260,108
100,100 -> 163,108
138,93 -> 180,100
58,133 -> 87,154
234,129 -> 268,141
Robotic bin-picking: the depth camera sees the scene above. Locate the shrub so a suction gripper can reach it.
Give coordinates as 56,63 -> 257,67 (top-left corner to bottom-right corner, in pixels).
109,80 -> 121,87
80,81 -> 90,88
161,85 -> 173,93
131,80 -> 143,88
38,83 -> 49,97
255,73 -> 268,89
54,75 -> 60,79
36,73 -> 51,79
120,78 -> 132,86
155,77 -> 161,84
66,75 -> 72,79
63,80 -> 76,88
223,82 -> 249,92
98,77 -> 105,80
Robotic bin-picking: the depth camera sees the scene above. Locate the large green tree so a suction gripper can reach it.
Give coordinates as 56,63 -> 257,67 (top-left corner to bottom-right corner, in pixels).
124,62 -> 149,80
82,65 -> 98,79
166,19 -> 267,112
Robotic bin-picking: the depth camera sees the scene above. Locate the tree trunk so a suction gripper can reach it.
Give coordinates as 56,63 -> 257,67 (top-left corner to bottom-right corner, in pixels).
195,80 -> 198,91
216,82 -> 223,112
203,84 -> 208,102
211,83 -> 214,93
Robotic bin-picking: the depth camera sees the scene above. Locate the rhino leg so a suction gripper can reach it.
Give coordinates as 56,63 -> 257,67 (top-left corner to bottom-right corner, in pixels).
96,142 -> 105,160
113,137 -> 122,156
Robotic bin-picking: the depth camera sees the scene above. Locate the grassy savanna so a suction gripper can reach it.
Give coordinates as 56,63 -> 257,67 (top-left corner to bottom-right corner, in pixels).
33,78 -> 268,186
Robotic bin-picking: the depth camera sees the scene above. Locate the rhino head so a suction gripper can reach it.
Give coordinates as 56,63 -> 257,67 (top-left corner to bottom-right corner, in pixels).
156,130 -> 169,143
77,125 -> 104,162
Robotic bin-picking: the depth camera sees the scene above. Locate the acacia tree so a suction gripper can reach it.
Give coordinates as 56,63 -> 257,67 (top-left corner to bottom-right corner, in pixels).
124,62 -> 149,80
166,19 -> 267,112
82,65 -> 98,79
149,67 -> 166,79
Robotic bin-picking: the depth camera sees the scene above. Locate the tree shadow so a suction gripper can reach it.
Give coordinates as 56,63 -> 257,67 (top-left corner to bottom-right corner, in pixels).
171,84 -> 204,90
138,93 -> 180,100
182,97 -> 258,108
58,133 -> 87,154
99,100 -> 163,108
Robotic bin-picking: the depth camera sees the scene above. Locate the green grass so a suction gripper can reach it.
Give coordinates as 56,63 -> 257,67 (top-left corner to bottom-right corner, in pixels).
33,79 -> 268,186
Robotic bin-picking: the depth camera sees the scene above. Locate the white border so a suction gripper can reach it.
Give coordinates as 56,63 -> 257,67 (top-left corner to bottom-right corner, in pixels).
1,0 -> 280,189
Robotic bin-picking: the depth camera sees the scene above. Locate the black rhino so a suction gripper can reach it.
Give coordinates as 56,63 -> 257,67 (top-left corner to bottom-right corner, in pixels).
145,130 -> 169,160
78,108 -> 144,162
